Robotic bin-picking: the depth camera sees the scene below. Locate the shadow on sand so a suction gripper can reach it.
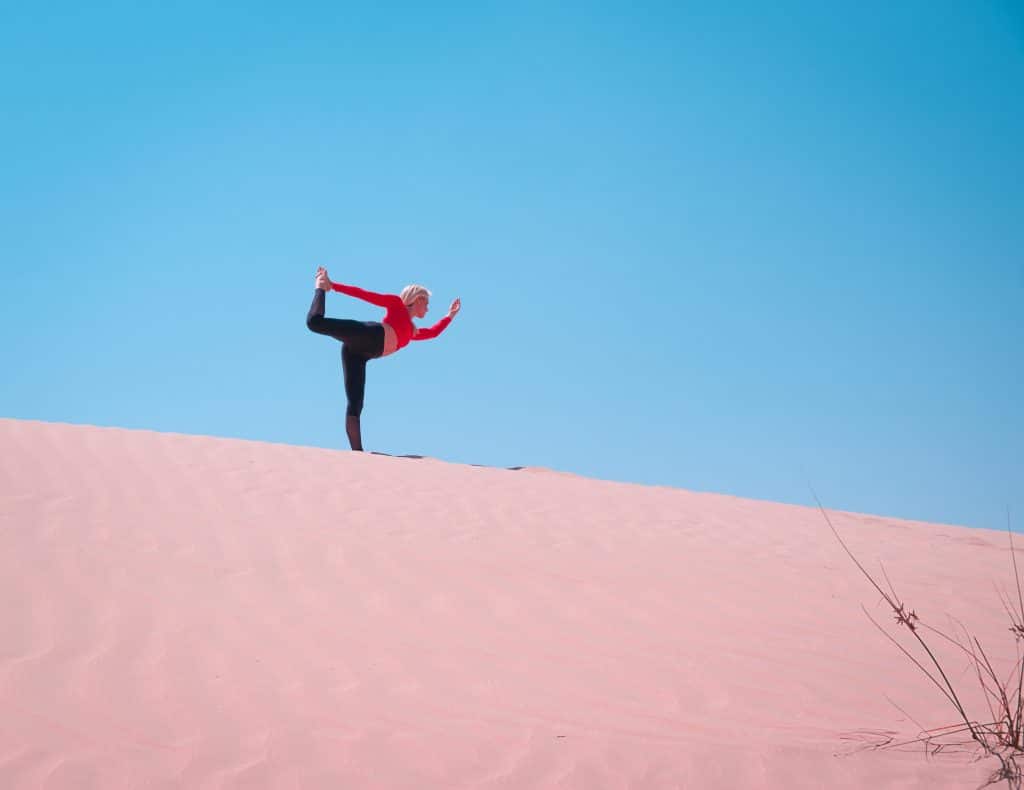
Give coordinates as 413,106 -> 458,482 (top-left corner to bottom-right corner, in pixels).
370,451 -> 524,471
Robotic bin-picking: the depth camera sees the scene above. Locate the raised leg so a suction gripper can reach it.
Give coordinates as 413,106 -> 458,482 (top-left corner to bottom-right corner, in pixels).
306,290 -> 385,357
306,290 -> 365,341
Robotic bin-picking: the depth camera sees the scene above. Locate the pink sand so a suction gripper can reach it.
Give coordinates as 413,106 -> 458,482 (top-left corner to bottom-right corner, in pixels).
0,418 -> 1017,788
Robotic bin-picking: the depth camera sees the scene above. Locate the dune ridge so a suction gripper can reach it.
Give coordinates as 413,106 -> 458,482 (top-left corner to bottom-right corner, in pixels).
0,418 -> 1013,788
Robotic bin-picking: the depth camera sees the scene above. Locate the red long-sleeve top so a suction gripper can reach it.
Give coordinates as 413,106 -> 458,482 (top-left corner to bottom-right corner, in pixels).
330,282 -> 452,351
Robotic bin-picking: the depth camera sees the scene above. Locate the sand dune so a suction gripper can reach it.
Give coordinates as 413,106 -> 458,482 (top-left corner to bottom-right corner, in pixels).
0,418 -> 1016,788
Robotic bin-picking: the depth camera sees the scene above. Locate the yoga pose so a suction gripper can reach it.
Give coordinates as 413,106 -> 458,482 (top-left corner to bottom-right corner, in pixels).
306,266 -> 460,451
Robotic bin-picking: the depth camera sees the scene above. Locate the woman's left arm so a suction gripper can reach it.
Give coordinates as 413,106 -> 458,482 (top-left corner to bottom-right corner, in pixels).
412,298 -> 460,341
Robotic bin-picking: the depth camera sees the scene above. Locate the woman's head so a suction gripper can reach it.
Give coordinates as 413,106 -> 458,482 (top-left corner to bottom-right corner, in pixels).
400,284 -> 431,318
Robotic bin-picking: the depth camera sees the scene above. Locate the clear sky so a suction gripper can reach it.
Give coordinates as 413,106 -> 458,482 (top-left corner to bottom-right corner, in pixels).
2,1 -> 1021,532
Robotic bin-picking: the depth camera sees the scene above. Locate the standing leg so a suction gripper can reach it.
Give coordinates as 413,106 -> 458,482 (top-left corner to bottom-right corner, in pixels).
345,415 -> 363,452
341,345 -> 369,451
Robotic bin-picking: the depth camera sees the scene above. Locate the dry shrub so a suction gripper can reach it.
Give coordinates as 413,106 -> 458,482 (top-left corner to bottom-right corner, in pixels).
819,496 -> 1022,789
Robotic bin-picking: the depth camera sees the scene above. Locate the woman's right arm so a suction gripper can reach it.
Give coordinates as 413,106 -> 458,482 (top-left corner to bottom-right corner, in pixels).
330,282 -> 397,308
319,268 -> 401,308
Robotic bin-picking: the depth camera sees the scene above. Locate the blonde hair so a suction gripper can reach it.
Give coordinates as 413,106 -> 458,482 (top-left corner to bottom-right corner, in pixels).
400,284 -> 431,306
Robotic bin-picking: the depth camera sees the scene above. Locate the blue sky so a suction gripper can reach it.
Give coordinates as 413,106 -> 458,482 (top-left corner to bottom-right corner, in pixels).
2,1 -> 1021,531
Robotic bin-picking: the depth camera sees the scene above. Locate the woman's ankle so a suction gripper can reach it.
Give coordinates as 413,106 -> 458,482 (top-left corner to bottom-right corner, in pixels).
345,415 -> 363,451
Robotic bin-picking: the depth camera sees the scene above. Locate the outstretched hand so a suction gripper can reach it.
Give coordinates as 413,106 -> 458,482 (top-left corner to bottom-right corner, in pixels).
315,266 -> 333,291
447,297 -> 461,319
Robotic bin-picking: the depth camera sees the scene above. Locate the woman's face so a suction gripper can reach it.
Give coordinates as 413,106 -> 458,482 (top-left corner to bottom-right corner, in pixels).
412,296 -> 429,318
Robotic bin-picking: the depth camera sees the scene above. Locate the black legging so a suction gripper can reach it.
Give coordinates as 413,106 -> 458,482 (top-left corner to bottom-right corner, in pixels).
306,290 -> 385,417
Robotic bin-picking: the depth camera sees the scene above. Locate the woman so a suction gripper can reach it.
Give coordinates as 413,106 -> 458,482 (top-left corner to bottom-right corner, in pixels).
306,266 -> 461,451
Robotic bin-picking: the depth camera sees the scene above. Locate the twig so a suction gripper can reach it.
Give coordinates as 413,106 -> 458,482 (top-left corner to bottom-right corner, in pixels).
813,487 -> 1024,774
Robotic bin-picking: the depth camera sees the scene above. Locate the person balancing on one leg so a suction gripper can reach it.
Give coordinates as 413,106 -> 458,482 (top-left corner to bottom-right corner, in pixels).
306,266 -> 461,451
